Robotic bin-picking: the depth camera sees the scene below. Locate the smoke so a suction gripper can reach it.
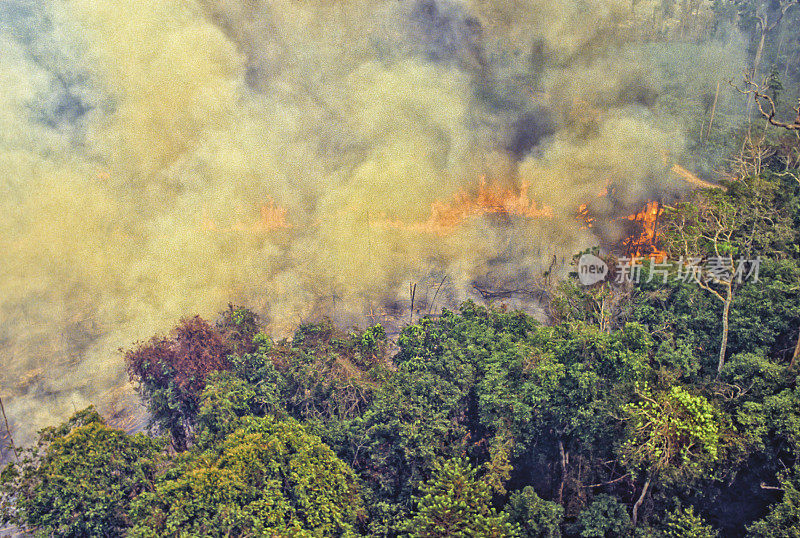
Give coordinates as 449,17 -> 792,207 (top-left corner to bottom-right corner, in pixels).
0,0 -> 746,446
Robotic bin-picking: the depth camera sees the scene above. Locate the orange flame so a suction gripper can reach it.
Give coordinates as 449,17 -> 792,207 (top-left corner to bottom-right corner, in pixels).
231,200 -> 292,232
577,203 -> 595,229
623,201 -> 666,260
202,199 -> 291,234
372,177 -> 553,235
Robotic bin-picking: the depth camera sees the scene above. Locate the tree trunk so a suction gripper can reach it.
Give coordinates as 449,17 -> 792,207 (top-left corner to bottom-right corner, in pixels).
557,438 -> 567,504
790,324 -> 800,369
599,295 -> 609,334
0,396 -> 19,461
632,473 -> 652,526
747,29 -> 768,124
706,81 -> 720,139
717,285 -> 732,377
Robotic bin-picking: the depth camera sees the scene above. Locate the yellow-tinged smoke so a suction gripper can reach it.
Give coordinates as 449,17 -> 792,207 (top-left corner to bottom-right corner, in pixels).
0,0 -> 745,444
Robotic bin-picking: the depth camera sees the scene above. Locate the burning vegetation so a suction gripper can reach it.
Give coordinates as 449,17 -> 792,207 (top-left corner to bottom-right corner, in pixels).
0,0 -> 771,511
622,201 -> 667,260
2,0 -> 800,536
371,177 -> 553,235
200,177 -> 672,266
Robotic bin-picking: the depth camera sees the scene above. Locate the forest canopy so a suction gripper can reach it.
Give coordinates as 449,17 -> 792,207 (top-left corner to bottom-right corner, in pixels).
2,0 -> 800,536
3,162 -> 800,536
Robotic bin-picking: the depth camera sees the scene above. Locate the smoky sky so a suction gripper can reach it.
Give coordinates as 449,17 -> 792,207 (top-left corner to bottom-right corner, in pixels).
0,0 -> 747,448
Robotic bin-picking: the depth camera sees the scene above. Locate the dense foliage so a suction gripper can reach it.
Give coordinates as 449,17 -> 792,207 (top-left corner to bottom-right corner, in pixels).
3,4 -> 800,529
3,191 -> 799,535
128,416 -> 364,537
0,408 -> 164,537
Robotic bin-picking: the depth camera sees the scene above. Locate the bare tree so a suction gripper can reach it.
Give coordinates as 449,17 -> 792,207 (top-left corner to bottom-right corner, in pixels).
736,73 -> 800,131
745,0 -> 799,122
660,179 -> 777,376
0,395 -> 19,461
662,198 -> 741,376
735,73 -> 800,369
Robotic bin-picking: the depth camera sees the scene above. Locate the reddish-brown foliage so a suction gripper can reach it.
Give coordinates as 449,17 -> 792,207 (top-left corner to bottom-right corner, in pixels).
124,316 -> 232,404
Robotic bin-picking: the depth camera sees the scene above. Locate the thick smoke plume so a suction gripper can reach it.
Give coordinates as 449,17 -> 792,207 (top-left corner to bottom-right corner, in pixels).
0,0 -> 745,445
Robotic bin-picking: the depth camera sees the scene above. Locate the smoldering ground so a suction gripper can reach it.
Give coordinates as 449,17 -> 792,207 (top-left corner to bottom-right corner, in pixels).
0,0 -> 746,448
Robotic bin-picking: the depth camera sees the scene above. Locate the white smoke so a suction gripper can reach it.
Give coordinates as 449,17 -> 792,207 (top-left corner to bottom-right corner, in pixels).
0,0 -> 745,447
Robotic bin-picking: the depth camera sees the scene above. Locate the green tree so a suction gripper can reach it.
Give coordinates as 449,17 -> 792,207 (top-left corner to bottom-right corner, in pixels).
660,505 -> 718,537
215,304 -> 262,356
505,486 -> 563,538
729,258 -> 800,361
274,319 -> 388,428
355,305 -> 537,504
128,415 -> 363,537
402,457 -> 518,537
660,176 -> 794,375
194,332 -> 285,447
573,494 -> 631,537
621,383 -> 724,525
0,407 -> 164,537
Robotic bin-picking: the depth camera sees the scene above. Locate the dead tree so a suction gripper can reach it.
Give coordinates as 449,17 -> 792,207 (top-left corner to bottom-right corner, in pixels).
736,73 -> 800,131
745,1 -> 798,122
734,74 -> 800,369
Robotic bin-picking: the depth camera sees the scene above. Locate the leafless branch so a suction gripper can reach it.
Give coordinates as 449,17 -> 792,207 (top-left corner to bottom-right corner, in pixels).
0,395 -> 19,461
583,473 -> 630,488
733,74 -> 800,131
